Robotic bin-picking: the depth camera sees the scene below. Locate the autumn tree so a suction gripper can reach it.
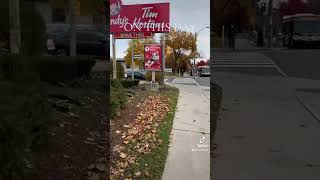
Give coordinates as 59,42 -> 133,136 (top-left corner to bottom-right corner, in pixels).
124,39 -> 155,68
163,28 -> 197,74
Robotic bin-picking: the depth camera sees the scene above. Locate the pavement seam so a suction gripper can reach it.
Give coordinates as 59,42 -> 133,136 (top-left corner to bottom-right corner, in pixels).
172,128 -> 210,134
295,91 -> 320,123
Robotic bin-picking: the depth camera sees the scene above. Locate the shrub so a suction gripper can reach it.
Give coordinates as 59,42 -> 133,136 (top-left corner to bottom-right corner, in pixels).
32,56 -> 96,82
110,80 -> 127,117
0,54 -> 39,83
145,71 -> 164,84
117,79 -> 140,88
0,55 -> 96,83
116,62 -> 125,79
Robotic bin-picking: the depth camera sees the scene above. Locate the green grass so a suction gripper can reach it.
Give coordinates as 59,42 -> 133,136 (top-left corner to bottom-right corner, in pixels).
124,86 -> 179,180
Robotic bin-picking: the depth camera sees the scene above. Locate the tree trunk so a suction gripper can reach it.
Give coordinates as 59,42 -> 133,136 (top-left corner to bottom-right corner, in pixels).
9,0 -> 21,54
68,0 -> 76,56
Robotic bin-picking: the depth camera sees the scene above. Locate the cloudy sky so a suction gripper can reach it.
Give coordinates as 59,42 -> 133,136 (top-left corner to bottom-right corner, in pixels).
110,0 -> 210,61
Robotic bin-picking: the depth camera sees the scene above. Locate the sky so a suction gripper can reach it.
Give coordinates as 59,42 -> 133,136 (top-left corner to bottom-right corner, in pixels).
110,0 -> 210,61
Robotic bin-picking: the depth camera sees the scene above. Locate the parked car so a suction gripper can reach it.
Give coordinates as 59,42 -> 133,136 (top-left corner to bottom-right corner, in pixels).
125,70 -> 146,80
46,24 -> 108,58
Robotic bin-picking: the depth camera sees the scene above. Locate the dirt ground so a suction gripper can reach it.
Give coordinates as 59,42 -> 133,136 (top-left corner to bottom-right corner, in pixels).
27,72 -> 108,180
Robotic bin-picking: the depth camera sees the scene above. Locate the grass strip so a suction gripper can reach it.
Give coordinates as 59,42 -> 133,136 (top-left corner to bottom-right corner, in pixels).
125,86 -> 179,180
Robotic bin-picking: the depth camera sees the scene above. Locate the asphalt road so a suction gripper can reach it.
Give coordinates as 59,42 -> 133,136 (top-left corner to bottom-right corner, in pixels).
193,77 -> 210,87
264,49 -> 320,80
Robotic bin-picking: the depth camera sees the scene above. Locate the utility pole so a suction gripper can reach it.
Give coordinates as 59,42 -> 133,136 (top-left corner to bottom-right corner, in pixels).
9,0 -> 21,54
68,0 -> 76,56
194,32 -> 197,75
267,0 -> 273,48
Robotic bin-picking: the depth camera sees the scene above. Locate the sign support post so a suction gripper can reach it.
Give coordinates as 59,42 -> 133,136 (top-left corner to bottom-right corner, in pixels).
112,35 -> 117,79
131,43 -> 134,80
161,35 -> 165,84
152,71 -> 156,82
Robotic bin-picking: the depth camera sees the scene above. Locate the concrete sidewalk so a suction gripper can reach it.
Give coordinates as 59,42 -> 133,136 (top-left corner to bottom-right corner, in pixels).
162,78 -> 210,180
213,72 -> 320,180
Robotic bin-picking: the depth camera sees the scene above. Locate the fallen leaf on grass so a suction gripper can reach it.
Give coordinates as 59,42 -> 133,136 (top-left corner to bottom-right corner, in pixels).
128,129 -> 139,135
119,152 -> 127,159
135,171 -> 141,176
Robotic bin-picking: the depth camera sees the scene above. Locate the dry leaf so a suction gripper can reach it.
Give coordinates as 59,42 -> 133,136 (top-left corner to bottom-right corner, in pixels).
119,152 -> 127,159
135,171 -> 141,176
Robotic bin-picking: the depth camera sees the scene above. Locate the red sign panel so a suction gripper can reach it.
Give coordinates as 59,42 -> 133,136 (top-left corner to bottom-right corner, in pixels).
113,32 -> 153,39
110,3 -> 170,33
144,44 -> 162,71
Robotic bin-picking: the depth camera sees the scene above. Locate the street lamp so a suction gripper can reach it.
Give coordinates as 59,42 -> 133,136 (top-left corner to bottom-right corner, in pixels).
193,26 -> 210,76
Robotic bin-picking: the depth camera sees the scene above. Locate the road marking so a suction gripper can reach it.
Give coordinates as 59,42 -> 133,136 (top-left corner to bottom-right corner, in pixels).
213,52 -> 288,77
265,56 -> 288,78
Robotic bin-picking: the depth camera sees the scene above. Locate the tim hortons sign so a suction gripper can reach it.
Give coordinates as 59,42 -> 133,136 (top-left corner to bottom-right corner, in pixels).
110,2 -> 170,33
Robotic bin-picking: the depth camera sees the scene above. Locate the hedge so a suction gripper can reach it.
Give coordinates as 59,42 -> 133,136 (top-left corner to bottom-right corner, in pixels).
110,80 -> 127,117
112,79 -> 140,89
116,62 -> 125,79
0,55 -> 96,83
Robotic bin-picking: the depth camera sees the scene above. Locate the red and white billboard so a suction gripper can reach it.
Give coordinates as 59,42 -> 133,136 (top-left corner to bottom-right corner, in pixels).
144,44 -> 162,71
113,32 -> 153,39
110,3 -> 170,33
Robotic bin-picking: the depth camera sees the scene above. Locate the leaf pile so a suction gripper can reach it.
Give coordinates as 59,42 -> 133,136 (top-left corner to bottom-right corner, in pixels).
110,95 -> 171,179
